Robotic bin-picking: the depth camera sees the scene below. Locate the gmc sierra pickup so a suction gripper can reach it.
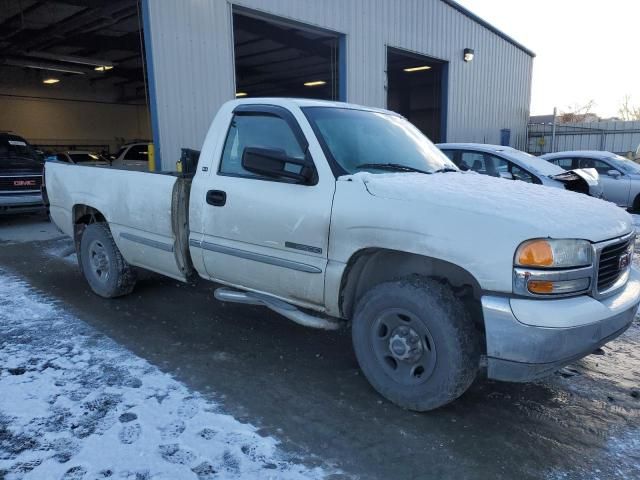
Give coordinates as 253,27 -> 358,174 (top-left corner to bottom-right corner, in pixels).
1,133 -> 44,214
45,98 -> 640,411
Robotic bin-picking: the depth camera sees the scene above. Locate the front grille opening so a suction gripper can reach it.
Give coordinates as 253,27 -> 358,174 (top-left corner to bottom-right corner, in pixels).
597,238 -> 633,292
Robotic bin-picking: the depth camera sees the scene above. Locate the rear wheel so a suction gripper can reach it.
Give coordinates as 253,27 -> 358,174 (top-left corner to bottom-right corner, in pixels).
351,277 -> 480,411
629,194 -> 640,214
79,223 -> 136,298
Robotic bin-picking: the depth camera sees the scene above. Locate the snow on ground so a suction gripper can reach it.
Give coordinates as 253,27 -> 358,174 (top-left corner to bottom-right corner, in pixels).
0,271 -> 331,480
632,214 -> 640,232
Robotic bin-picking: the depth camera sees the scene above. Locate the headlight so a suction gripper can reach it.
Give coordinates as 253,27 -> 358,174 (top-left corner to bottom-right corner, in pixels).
515,239 -> 592,269
514,239 -> 594,297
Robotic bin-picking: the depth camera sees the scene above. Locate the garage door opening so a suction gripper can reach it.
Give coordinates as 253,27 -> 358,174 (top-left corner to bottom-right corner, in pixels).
386,47 -> 446,142
0,1 -> 151,158
233,10 -> 343,100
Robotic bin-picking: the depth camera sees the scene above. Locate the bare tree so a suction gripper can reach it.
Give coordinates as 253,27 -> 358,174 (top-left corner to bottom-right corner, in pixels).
558,100 -> 598,123
618,94 -> 640,121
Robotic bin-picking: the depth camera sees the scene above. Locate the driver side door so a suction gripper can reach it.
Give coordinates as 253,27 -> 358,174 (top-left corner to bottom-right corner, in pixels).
198,106 -> 335,308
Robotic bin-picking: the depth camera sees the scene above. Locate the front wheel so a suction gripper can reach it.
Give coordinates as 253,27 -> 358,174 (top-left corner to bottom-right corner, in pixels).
351,277 -> 480,411
79,223 -> 137,298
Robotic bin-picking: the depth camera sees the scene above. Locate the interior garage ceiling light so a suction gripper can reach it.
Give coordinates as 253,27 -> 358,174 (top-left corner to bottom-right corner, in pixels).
43,78 -> 60,84
304,80 -> 326,87
235,92 -> 247,97
403,65 -> 431,72
94,65 -> 114,72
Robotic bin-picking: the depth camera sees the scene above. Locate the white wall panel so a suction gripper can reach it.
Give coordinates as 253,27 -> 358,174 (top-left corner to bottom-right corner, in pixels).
146,0 -> 533,167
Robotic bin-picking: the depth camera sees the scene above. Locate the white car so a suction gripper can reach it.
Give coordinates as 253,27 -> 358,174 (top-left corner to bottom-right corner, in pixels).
437,143 -> 603,198
54,150 -> 110,166
111,142 -> 151,171
44,98 -> 640,411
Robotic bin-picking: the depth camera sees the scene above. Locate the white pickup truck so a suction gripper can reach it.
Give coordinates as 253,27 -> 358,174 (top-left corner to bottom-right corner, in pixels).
45,98 -> 640,411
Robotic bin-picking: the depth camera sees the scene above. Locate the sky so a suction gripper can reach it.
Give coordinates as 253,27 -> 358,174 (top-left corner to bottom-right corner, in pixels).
456,0 -> 640,117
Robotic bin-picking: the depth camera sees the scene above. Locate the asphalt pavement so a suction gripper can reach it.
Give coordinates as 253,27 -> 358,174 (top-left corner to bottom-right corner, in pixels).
1,215 -> 639,480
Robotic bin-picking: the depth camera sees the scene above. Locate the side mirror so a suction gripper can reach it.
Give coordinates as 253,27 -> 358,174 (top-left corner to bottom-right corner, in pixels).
499,171 -> 514,180
607,169 -> 621,179
241,147 -> 314,184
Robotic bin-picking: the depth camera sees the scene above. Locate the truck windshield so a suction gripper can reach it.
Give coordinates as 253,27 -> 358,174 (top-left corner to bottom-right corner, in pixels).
303,107 -> 457,175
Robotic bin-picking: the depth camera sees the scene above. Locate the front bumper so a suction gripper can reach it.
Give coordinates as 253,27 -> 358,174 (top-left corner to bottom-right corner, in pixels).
483,267 -> 640,382
0,193 -> 44,214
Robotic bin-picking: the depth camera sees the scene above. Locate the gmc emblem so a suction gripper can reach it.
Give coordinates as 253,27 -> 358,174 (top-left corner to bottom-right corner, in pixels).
13,180 -> 36,187
619,252 -> 631,270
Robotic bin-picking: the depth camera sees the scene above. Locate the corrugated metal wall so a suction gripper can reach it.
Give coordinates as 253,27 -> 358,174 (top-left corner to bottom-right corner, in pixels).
146,0 -> 533,168
528,121 -> 640,156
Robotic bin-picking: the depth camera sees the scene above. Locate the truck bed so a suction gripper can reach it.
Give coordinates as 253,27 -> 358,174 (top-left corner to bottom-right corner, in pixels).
46,161 -> 194,281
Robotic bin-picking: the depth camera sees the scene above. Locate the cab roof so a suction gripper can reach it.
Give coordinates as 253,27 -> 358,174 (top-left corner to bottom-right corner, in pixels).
229,97 -> 398,116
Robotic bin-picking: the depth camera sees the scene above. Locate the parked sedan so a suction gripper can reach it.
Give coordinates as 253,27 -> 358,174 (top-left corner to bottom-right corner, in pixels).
111,142 -> 150,171
55,150 -> 111,166
542,151 -> 640,211
437,143 -> 603,198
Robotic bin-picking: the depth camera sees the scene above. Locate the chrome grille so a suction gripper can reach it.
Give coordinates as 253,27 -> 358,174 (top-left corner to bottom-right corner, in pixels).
597,237 -> 633,292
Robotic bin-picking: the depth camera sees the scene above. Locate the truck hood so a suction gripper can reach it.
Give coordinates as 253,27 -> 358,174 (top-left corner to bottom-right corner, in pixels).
350,171 -> 632,243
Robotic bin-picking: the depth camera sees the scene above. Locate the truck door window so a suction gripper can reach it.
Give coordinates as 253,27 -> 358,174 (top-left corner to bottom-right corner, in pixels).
220,114 -> 306,178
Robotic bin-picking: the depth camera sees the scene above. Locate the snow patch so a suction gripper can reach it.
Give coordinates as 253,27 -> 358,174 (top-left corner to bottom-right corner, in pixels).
0,271 -> 330,479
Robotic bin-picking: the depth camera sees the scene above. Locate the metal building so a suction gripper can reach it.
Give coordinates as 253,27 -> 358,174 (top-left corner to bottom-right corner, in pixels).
143,0 -> 534,169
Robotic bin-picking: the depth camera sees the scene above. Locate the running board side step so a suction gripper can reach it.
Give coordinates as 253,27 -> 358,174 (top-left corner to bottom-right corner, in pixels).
214,288 -> 341,331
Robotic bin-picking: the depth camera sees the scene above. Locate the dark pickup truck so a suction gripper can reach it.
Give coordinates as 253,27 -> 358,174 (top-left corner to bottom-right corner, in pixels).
0,133 -> 45,215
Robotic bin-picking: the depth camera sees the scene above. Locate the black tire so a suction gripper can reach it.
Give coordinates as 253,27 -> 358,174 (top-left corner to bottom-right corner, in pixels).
352,276 -> 480,411
630,194 -> 640,214
79,223 -> 137,298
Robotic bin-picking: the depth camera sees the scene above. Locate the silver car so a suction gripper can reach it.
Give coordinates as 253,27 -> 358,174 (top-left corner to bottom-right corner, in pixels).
542,151 -> 640,211
437,143 -> 603,198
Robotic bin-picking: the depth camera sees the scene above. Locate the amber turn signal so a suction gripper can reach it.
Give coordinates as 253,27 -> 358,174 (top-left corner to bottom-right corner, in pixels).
527,280 -> 554,294
517,240 -> 553,267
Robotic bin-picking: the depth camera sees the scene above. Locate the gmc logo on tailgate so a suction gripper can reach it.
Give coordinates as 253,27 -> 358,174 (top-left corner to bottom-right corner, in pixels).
13,180 -> 36,187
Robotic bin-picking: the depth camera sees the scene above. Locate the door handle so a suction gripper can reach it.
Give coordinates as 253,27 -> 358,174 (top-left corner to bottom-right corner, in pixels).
206,190 -> 226,206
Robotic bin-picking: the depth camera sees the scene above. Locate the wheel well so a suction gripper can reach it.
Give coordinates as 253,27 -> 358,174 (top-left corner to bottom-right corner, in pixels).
72,204 -> 107,252
339,248 -> 484,328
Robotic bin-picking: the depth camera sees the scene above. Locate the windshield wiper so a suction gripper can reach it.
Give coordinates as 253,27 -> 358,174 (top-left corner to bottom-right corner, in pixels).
432,167 -> 458,173
354,163 -> 432,175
